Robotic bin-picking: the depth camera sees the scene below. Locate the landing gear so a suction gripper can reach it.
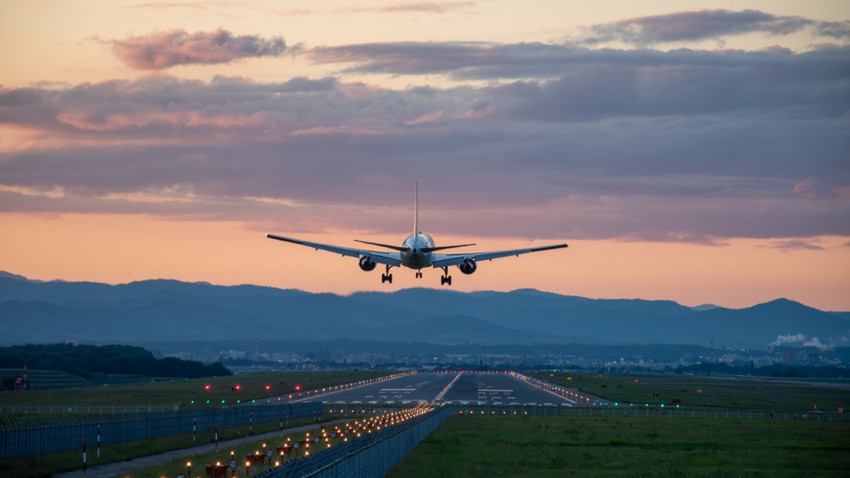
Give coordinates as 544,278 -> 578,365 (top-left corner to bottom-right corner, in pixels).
415,271 -> 423,279
440,267 -> 452,286
381,264 -> 393,284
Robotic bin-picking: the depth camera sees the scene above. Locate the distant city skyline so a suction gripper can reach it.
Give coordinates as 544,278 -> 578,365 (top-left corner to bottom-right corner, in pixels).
1,1 -> 848,310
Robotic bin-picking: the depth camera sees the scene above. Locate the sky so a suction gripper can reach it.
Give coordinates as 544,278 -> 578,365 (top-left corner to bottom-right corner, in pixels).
1,1 -> 849,310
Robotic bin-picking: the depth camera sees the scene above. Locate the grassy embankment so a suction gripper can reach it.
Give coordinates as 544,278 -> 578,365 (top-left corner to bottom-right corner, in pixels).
0,370 -> 399,415
526,371 -> 850,412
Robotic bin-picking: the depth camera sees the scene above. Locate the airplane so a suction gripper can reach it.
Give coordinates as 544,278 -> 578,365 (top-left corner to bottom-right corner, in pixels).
266,184 -> 568,285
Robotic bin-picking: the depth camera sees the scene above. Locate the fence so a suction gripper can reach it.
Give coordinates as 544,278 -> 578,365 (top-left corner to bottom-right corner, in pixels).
447,403 -> 850,421
260,405 -> 451,478
0,402 -> 323,460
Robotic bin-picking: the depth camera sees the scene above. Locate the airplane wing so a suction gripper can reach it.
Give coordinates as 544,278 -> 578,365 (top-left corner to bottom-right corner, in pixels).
431,243 -> 568,268
266,234 -> 402,267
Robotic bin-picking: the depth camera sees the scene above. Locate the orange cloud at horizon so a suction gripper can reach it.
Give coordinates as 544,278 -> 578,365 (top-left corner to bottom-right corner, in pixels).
2,213 -> 848,311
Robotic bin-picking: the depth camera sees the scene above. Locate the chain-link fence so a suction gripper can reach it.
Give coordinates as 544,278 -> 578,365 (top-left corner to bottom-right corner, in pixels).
0,402 -> 323,460
259,405 -> 450,478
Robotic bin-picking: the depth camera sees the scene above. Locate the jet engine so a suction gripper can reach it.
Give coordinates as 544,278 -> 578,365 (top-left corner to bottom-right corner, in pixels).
359,256 -> 377,271
458,258 -> 477,275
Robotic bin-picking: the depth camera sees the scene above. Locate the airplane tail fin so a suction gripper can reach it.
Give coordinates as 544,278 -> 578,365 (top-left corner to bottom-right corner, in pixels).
413,182 -> 419,238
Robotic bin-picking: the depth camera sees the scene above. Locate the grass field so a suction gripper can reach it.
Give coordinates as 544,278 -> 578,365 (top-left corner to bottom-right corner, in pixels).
527,372 -> 850,412
0,370 -> 400,415
387,414 -> 850,477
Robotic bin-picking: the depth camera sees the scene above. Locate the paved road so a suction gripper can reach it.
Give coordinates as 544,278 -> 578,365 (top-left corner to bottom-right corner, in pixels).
52,420 -> 347,478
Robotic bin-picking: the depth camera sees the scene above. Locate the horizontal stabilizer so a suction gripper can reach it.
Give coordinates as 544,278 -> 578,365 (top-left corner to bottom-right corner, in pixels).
354,239 -> 409,252
421,243 -> 476,253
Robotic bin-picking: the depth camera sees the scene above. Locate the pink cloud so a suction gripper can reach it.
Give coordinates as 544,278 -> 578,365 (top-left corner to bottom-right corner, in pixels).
378,3 -> 472,14
792,176 -> 815,196
109,28 -> 287,70
290,125 -> 389,136
833,186 -> 850,199
404,111 -> 444,125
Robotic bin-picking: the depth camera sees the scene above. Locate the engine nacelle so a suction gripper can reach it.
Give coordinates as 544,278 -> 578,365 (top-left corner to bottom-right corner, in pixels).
359,256 -> 377,272
458,258 -> 477,275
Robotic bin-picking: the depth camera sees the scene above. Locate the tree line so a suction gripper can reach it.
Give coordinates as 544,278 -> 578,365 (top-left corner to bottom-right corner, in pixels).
0,343 -> 231,380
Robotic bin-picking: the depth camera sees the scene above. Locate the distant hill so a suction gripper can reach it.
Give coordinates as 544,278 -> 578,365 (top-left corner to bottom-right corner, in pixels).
1,272 -> 848,348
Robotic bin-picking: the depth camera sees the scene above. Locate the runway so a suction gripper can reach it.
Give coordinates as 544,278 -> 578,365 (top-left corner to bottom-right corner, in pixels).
297,371 -> 598,406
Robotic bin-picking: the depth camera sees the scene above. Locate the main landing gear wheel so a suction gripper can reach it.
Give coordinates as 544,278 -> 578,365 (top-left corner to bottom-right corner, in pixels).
415,271 -> 423,279
381,264 -> 393,284
440,267 -> 452,286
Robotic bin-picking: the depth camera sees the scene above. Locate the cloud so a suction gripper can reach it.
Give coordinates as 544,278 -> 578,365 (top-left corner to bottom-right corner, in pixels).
309,41 -> 849,105
377,3 -> 474,14
816,21 -> 850,40
581,9 -> 825,46
767,239 -> 825,251
107,28 -> 288,70
2,31 -> 849,242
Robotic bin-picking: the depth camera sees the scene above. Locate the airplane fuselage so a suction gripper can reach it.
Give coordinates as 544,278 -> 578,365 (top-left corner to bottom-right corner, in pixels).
400,232 -> 435,269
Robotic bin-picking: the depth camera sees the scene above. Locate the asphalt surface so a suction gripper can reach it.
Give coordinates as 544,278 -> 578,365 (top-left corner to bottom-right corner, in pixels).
297,371 -> 594,406
296,371 -> 456,405
441,372 -> 575,405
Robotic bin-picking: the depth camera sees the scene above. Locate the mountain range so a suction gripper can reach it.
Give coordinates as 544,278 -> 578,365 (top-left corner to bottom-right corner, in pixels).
0,272 -> 848,348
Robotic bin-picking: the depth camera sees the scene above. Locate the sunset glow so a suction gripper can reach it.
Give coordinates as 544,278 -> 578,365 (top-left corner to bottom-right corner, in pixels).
1,1 -> 848,310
